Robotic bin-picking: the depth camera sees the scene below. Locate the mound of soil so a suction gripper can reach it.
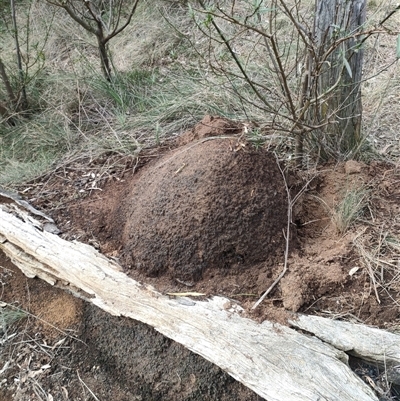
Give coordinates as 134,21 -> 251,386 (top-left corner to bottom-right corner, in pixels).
2,115 -> 400,400
119,134 -> 288,282
31,116 -> 400,325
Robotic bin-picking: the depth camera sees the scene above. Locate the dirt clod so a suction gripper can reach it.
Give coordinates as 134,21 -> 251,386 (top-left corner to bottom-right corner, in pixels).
345,160 -> 364,175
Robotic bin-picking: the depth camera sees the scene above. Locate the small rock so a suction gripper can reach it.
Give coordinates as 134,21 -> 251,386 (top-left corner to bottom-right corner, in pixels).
43,222 -> 61,235
345,160 -> 363,175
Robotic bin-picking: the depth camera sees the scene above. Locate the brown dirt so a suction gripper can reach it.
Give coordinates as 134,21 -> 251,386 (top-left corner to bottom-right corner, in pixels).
0,251 -> 263,401
120,137 -> 289,282
1,115 -> 400,400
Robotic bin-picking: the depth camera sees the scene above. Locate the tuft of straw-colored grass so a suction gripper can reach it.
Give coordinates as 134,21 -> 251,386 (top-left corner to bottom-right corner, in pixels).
353,228 -> 400,306
332,187 -> 369,234
0,304 -> 27,336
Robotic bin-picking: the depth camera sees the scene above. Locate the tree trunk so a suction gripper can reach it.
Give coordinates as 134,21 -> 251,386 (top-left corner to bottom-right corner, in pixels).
0,58 -> 17,125
97,37 -> 112,82
10,0 -> 28,111
0,57 -> 17,105
312,0 -> 366,158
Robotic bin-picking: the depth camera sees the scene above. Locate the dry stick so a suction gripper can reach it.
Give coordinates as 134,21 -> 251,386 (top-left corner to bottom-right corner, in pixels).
32,383 -> 47,401
77,370 -> 101,401
352,234 -> 381,304
10,0 -> 27,110
252,157 -> 316,310
252,155 -> 292,310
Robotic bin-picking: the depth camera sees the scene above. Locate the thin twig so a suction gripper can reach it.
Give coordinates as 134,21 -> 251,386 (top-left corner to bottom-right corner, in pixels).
252,155 -> 291,310
252,157 -> 317,309
77,370 -> 101,401
353,233 -> 381,304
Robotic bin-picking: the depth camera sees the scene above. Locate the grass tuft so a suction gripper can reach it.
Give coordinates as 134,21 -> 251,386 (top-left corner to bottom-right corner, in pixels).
0,304 -> 27,336
333,186 -> 369,234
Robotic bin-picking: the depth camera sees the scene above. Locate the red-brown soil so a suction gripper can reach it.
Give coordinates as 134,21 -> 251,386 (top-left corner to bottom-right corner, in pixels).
1,115 -> 400,400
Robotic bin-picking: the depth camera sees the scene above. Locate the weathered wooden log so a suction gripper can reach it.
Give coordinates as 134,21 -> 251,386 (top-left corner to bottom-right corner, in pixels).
0,206 -> 390,401
290,314 -> 400,365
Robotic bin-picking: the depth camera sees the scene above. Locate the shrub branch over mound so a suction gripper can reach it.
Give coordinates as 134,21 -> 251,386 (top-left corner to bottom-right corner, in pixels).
188,0 -> 400,164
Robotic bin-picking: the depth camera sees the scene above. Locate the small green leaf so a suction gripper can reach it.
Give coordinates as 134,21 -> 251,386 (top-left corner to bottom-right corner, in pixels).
203,13 -> 213,28
397,34 -> 400,59
343,56 -> 352,78
188,4 -> 194,18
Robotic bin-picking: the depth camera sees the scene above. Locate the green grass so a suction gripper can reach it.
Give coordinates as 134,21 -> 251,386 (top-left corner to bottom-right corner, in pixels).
0,0 -> 275,185
333,186 -> 369,234
1,0 -> 400,186
0,63 -> 262,185
0,113 -> 77,185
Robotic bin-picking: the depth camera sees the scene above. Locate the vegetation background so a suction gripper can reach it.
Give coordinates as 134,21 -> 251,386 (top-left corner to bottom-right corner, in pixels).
0,0 -> 399,187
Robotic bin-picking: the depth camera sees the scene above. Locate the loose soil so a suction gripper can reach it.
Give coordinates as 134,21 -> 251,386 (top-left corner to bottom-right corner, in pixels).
0,252 -> 263,401
1,115 -> 400,400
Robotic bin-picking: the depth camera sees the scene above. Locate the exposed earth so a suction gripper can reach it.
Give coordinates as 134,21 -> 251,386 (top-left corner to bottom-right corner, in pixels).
1,115 -> 400,400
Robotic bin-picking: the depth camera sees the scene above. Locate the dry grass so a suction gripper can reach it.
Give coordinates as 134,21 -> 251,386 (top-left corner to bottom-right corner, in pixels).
332,186 -> 369,234
353,228 -> 400,306
1,0 -> 400,185
362,2 -> 400,160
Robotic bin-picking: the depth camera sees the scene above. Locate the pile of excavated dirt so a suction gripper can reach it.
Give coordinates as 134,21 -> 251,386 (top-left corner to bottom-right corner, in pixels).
28,115 -> 400,325
3,115 -> 400,400
118,134 -> 288,282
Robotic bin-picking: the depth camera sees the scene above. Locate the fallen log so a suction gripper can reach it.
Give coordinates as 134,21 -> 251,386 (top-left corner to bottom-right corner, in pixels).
290,314 -> 400,365
0,205 -> 392,401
